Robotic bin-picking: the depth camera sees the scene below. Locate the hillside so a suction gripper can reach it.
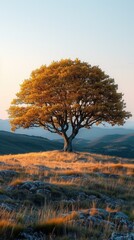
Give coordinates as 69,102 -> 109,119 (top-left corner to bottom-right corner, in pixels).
0,131 -> 62,155
73,134 -> 134,158
1,130 -> 134,158
0,151 -> 133,239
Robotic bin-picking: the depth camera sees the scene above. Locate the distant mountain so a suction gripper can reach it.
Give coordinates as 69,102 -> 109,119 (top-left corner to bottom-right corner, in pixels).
121,120 -> 134,129
73,134 -> 134,158
77,127 -> 134,140
0,119 -> 59,139
1,119 -> 134,141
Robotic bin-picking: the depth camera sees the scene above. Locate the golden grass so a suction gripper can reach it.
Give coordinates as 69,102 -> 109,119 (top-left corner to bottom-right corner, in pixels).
0,219 -> 23,239
106,206 -> 118,213
0,220 -> 16,228
0,150 -> 133,177
0,150 -> 133,239
89,208 -> 98,216
9,178 -> 27,186
43,211 -> 78,225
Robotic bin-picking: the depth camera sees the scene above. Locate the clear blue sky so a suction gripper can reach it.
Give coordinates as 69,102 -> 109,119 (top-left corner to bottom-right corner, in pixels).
0,0 -> 134,121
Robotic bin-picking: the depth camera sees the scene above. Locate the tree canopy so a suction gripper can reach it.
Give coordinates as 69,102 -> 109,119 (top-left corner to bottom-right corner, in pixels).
8,59 -> 132,151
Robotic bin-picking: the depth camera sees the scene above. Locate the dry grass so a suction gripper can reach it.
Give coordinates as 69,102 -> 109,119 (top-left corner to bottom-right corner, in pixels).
42,211 -> 78,225
0,150 -> 133,175
0,219 -> 23,240
9,178 -> 27,186
0,150 -> 133,239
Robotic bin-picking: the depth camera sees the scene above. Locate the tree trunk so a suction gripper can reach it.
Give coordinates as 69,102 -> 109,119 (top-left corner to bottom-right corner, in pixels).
63,137 -> 73,152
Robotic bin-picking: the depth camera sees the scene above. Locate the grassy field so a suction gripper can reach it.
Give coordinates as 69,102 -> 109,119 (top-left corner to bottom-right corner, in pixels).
0,151 -> 133,239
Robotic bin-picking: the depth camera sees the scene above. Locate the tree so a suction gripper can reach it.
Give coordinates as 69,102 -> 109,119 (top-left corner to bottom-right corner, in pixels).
8,59 -> 132,152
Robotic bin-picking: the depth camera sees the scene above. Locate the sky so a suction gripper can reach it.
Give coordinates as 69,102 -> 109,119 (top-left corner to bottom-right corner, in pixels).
0,0 -> 134,122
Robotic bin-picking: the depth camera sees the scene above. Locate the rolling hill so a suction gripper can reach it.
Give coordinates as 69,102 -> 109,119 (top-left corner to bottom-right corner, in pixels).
74,134 -> 134,158
0,131 -> 62,155
0,131 -> 134,158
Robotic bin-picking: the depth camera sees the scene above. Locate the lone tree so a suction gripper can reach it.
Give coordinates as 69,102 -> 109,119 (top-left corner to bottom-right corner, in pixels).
9,59 -> 131,151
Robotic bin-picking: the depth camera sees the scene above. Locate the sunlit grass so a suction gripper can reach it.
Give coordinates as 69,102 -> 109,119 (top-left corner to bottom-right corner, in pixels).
0,150 -> 133,239
0,151 -> 133,176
